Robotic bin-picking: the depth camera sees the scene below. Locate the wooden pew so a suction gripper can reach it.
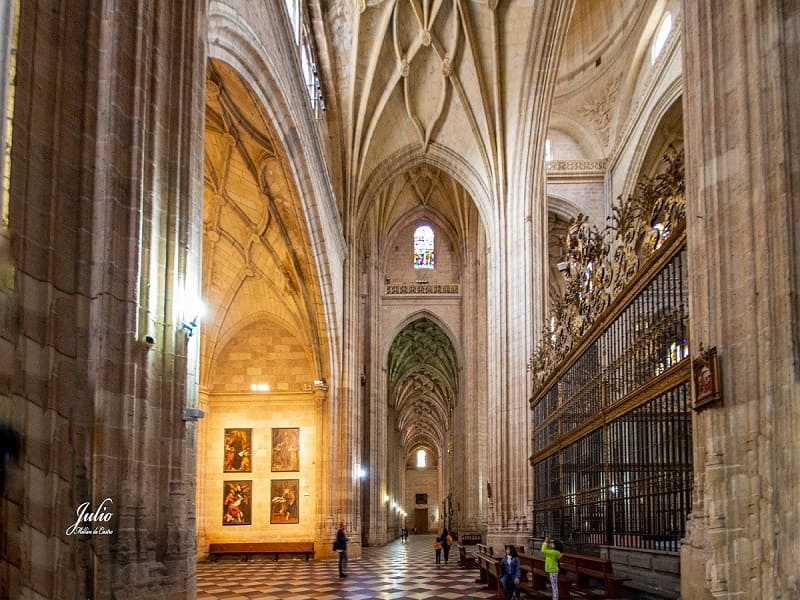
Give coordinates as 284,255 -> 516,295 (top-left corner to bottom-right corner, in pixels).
457,532 -> 482,569
474,544 -> 503,597
570,554 -> 628,599
518,551 -> 628,599
459,532 -> 482,545
518,552 -> 574,599
208,541 -> 314,562
458,544 -> 476,570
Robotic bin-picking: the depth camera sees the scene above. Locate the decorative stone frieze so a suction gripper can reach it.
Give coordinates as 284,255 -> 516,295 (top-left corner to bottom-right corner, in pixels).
385,282 -> 460,295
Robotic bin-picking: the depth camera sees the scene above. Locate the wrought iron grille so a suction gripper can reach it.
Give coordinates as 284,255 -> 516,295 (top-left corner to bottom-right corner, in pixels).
532,246 -> 691,554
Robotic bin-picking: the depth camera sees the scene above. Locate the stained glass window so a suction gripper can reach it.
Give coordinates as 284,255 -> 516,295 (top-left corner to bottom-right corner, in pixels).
413,225 -> 435,269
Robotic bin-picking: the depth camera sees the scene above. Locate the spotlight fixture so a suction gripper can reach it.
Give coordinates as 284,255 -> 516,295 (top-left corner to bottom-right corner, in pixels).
180,316 -> 199,338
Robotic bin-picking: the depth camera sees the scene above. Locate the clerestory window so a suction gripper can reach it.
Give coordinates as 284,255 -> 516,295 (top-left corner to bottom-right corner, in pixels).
413,224 -> 435,269
651,12 -> 672,64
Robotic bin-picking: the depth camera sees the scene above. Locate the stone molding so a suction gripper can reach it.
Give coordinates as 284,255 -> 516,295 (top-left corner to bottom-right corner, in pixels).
384,282 -> 460,295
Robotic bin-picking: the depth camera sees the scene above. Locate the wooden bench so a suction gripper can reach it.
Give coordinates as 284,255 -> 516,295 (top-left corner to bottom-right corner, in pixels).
208,542 -> 314,562
458,545 -> 477,569
459,532 -> 482,545
518,552 -> 574,598
474,545 -> 503,598
457,533 -> 482,570
570,554 -> 628,599
518,551 -> 628,599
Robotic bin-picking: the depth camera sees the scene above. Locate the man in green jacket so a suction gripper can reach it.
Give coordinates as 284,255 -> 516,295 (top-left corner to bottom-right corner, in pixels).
540,536 -> 563,600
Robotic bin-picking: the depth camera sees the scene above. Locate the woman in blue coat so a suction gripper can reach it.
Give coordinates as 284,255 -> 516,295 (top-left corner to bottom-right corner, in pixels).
500,544 -> 522,599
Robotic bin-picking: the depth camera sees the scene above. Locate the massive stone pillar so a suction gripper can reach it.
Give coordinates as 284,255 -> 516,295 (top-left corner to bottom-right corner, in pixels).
0,1 -> 207,597
682,2 -> 800,598
487,0 -> 573,548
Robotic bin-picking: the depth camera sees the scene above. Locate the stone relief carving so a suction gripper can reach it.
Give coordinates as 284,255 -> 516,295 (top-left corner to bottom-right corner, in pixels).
547,213 -> 571,305
546,159 -> 607,171
579,74 -> 622,147
385,283 -> 460,295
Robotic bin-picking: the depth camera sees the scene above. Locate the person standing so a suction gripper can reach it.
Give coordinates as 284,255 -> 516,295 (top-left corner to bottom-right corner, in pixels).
401,526 -> 408,543
500,545 -> 522,600
541,536 -> 563,600
335,522 -> 349,578
433,535 -> 442,564
441,527 -> 453,564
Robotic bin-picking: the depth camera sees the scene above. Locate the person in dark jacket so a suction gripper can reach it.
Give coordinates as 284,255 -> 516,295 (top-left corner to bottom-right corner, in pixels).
335,522 -> 349,578
500,545 -> 522,599
441,527 -> 453,564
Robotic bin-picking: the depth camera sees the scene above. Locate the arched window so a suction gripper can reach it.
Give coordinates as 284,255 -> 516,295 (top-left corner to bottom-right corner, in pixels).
413,224 -> 435,269
416,449 -> 427,468
651,12 -> 672,64
283,0 -> 325,116
545,138 -> 552,163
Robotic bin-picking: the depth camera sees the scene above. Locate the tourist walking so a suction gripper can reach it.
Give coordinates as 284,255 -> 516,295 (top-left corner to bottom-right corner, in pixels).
335,522 -> 349,578
441,527 -> 453,564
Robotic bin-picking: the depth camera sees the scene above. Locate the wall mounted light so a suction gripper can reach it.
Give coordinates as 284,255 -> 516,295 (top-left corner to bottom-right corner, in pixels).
180,316 -> 199,338
177,290 -> 206,339
182,407 -> 205,422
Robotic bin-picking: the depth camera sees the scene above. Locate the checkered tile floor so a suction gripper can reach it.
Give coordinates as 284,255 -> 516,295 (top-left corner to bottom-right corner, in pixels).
197,535 -> 499,599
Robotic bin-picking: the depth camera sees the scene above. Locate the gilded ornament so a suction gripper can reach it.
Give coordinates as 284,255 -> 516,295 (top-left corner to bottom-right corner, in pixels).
529,149 -> 685,393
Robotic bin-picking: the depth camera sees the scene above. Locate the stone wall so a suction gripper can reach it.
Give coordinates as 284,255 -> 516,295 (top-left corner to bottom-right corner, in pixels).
681,1 -> 800,598
607,548 -> 681,600
197,394 -> 320,552
0,2 -> 207,598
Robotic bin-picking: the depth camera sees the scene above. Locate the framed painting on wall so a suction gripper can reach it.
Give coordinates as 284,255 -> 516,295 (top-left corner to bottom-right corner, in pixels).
222,480 -> 252,525
693,345 -> 722,410
223,428 -> 252,472
271,427 -> 299,472
270,479 -> 299,524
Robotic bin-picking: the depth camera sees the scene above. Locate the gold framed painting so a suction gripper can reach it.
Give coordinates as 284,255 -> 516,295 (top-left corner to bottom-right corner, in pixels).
271,427 -> 299,472
223,428 -> 252,472
693,346 -> 721,410
222,480 -> 252,526
270,479 -> 299,524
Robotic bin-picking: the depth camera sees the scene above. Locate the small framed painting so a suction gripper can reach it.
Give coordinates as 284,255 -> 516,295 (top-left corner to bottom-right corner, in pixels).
693,346 -> 721,410
222,480 -> 252,526
270,479 -> 299,524
223,428 -> 252,472
271,428 -> 299,472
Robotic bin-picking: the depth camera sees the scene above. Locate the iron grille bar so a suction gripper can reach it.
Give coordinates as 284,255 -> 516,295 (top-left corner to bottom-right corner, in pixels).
532,248 -> 691,554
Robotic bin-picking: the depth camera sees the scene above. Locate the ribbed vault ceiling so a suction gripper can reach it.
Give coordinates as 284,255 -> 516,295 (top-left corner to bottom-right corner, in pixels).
312,0 -> 653,211
387,318 -> 459,452
201,59 -> 327,387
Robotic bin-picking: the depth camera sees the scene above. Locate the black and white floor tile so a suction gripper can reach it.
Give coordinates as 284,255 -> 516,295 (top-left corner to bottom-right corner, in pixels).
197,535 -> 499,600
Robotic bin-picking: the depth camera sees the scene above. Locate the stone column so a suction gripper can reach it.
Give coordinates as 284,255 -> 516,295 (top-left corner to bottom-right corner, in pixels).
681,1 -> 800,598
362,214 -> 388,547
0,1 -> 207,598
487,0 -> 573,546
